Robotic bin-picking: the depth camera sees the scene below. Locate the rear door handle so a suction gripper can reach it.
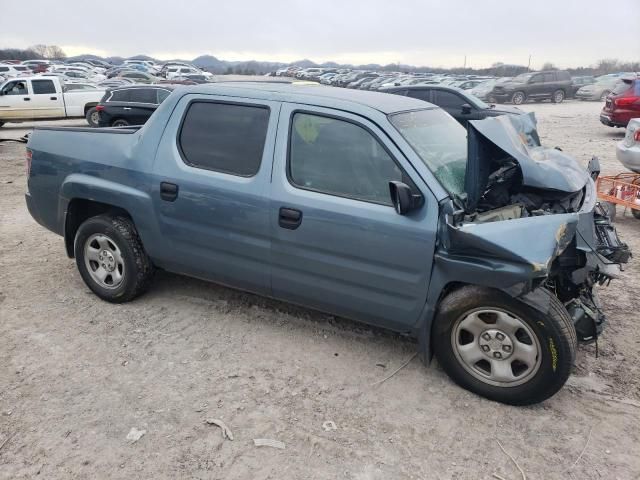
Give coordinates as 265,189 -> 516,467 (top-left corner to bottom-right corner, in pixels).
50,96 -> 57,100
278,207 -> 303,230
160,182 -> 179,202
23,97 -> 31,101
123,107 -> 132,110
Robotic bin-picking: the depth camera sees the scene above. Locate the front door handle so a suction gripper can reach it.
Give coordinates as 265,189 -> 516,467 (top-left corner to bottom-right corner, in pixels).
23,97 -> 31,101
160,182 -> 179,202
50,96 -> 57,100
123,107 -> 132,110
279,207 -> 303,230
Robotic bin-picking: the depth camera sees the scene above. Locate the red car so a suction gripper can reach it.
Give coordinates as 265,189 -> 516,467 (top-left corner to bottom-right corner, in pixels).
600,77 -> 640,127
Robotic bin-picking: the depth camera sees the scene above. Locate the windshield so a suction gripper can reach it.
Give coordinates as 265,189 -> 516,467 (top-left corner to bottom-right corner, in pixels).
389,108 -> 467,196
513,73 -> 533,82
611,79 -> 632,95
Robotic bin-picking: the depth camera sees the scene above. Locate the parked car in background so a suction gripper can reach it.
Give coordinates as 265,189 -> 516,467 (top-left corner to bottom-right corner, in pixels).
576,76 -> 626,101
94,85 -> 174,127
570,76 -> 595,97
0,63 -> 33,78
616,119 -> 640,182
492,70 -> 572,105
470,78 -> 512,102
600,77 -> 640,128
24,83 -> 629,405
0,76 -> 103,127
451,79 -> 484,90
117,71 -> 159,84
22,60 -> 52,73
64,83 -> 100,91
165,66 -> 210,80
382,85 -> 524,126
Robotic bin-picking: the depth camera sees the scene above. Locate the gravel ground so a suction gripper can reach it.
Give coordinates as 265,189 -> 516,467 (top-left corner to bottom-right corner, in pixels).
1,101 -> 639,480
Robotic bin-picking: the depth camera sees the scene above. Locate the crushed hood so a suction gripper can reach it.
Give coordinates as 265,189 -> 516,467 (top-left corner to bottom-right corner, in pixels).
464,113 -> 590,211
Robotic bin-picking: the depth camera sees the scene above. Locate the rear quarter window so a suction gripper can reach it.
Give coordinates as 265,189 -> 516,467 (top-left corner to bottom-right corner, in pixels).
178,101 -> 270,177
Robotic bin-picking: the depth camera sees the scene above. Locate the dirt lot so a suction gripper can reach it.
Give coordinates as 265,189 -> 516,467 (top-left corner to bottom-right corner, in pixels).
1,102 -> 639,480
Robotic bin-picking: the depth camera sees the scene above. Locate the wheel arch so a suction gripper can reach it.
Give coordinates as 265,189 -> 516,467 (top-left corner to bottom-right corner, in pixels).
64,199 -> 132,257
415,253 -> 549,365
83,102 -> 98,115
61,174 -> 156,259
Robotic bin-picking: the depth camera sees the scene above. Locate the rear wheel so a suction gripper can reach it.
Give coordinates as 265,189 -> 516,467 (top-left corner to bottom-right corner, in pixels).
551,90 -> 565,103
433,286 -> 576,405
111,119 -> 130,127
85,107 -> 99,127
511,91 -> 526,105
74,215 -> 154,303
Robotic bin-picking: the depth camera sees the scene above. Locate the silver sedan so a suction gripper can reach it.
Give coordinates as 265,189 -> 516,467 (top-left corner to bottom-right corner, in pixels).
616,118 -> 640,173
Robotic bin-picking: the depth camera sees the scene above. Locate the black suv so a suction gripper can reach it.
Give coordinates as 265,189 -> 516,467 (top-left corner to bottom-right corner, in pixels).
491,70 -> 572,105
96,85 -> 174,127
381,85 -> 524,126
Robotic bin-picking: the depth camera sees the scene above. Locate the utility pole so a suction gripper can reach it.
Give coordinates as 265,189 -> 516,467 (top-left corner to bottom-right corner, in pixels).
527,54 -> 532,71
463,55 -> 467,71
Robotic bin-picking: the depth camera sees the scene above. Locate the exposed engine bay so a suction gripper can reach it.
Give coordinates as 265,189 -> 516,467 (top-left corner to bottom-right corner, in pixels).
443,113 -> 631,343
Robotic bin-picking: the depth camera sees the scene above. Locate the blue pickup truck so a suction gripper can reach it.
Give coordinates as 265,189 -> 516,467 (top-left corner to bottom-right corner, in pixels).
25,83 -> 629,404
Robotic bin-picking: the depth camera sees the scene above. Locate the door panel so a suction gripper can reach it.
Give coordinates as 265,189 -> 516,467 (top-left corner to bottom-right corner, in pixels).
29,79 -> 64,118
150,94 -> 280,296
270,104 -> 439,331
0,79 -> 34,119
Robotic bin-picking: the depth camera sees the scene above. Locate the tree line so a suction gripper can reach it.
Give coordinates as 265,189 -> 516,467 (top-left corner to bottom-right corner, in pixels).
0,45 -> 67,61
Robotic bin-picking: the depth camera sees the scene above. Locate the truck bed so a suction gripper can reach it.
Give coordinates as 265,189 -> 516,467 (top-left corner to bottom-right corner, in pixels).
26,125 -> 152,237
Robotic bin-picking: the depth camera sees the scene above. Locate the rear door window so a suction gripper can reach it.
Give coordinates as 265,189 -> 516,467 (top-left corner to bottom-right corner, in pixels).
109,89 -> 132,102
432,91 -> 465,110
178,101 -> 270,177
407,89 -> 432,102
31,79 -> 56,94
543,72 -> 555,82
130,88 -> 157,103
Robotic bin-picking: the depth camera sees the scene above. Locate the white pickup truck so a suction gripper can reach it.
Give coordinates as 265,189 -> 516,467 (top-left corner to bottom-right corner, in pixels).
0,76 -> 104,127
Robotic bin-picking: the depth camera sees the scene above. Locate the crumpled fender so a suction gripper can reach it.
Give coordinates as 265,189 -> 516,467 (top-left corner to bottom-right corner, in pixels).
444,212 -> 578,277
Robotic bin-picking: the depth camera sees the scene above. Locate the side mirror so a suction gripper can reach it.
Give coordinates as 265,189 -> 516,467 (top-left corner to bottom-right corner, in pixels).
461,103 -> 472,114
389,181 -> 423,215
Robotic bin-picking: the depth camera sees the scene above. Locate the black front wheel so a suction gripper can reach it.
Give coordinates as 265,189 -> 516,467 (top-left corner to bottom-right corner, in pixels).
433,286 -> 576,405
511,91 -> 526,105
74,215 -> 154,303
551,90 -> 565,103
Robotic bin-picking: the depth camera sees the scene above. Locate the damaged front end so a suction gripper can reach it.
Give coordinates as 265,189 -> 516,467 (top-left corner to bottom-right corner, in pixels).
441,114 -> 631,343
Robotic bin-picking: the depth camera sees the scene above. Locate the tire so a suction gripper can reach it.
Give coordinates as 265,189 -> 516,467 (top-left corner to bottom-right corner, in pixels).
74,215 -> 154,303
511,91 -> 526,105
432,285 -> 576,405
632,209 -> 640,219
111,119 -> 130,127
85,107 -> 99,127
600,90 -> 610,101
551,90 -> 565,103
0,121 -> 4,128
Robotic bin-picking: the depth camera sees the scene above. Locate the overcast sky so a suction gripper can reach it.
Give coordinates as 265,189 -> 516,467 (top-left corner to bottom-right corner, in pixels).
1,0 -> 638,68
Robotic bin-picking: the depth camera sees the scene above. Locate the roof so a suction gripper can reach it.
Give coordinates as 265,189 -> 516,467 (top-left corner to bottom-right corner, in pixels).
173,82 -> 433,114
107,84 -> 176,92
